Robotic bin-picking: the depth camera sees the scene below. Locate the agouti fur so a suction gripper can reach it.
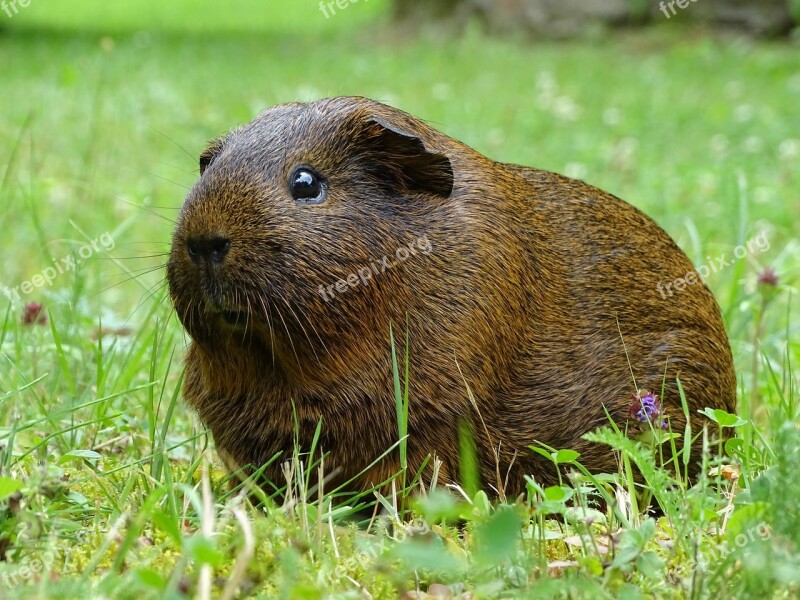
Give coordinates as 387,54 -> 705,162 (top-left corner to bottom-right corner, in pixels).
167,96 -> 737,497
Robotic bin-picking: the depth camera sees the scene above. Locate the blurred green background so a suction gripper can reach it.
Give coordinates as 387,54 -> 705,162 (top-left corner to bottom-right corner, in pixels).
0,2 -> 799,597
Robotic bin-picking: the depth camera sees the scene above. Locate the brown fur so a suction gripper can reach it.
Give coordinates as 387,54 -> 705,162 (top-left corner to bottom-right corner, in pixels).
166,96 -> 737,496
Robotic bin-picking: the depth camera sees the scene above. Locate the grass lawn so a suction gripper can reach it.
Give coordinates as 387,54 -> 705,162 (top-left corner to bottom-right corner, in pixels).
0,1 -> 799,597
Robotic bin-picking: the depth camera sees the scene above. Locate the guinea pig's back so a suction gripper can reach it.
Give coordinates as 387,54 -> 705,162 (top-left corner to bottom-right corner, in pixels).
502,164 -> 737,415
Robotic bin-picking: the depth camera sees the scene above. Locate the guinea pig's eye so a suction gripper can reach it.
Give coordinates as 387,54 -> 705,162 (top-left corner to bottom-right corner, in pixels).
290,167 -> 327,205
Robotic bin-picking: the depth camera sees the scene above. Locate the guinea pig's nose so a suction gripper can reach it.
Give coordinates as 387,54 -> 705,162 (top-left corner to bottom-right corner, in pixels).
186,235 -> 230,265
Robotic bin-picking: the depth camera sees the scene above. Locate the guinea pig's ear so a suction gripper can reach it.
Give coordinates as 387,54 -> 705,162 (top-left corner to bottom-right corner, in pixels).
199,136 -> 226,175
366,118 -> 454,198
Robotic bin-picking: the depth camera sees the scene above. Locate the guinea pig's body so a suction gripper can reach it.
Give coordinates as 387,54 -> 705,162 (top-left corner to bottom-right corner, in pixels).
167,97 -> 736,496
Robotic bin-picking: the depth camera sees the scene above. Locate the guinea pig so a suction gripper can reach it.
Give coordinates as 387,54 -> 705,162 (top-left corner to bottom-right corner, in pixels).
166,96 -> 736,497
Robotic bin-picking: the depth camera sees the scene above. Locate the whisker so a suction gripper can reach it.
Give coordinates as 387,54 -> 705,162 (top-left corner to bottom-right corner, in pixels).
256,293 -> 276,369
92,254 -> 170,261
118,242 -> 174,246
278,292 -> 328,366
86,265 -> 167,300
272,302 -> 303,381
150,173 -> 192,192
245,294 -> 255,354
148,125 -> 198,164
131,281 -> 172,322
155,160 -> 201,178
111,194 -> 179,223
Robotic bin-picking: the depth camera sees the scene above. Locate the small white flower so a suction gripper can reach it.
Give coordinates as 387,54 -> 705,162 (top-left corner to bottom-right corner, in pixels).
778,139 -> 800,160
734,104 -> 754,123
603,108 -> 621,126
742,135 -> 763,154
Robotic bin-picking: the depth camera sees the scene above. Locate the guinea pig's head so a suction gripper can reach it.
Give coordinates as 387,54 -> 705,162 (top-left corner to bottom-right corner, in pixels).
167,97 -> 454,381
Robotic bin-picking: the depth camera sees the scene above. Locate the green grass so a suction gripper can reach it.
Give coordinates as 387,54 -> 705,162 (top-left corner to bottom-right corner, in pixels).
1,1 -> 799,598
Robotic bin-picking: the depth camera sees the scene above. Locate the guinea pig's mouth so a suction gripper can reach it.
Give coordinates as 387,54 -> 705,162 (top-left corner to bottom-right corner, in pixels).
204,300 -> 250,328
196,287 -> 250,328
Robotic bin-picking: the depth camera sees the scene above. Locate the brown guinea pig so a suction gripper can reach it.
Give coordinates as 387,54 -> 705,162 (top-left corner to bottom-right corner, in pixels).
166,96 -> 736,497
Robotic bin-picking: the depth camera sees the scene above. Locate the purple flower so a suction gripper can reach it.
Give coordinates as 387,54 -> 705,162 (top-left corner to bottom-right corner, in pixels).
757,267 -> 780,303
757,267 -> 779,288
22,302 -> 47,326
630,390 -> 666,429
